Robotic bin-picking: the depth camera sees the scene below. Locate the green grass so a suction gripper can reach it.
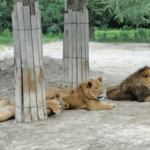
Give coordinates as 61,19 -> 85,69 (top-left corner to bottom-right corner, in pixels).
94,28 -> 150,43
0,28 -> 150,49
42,32 -> 63,43
0,29 -> 63,49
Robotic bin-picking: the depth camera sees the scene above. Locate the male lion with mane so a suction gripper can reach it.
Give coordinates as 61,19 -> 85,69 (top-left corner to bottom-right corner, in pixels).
107,66 -> 150,102
62,77 -> 116,111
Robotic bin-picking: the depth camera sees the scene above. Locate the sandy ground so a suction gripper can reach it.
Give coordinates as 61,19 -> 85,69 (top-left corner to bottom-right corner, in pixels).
0,42 -> 150,150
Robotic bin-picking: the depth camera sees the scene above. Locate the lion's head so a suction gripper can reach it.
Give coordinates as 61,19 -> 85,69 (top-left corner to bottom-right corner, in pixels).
46,94 -> 69,114
78,77 -> 104,101
53,93 -> 69,110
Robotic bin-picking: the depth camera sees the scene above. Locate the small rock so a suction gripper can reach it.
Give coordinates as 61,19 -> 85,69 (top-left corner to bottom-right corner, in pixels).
8,87 -> 15,91
89,126 -> 93,129
44,62 -> 48,65
13,120 -> 16,124
2,72 -> 7,75
1,68 -> 7,71
8,68 -> 14,74
1,89 -> 7,92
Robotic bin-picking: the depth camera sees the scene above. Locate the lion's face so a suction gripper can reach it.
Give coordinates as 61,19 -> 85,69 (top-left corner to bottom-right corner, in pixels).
81,77 -> 104,101
52,94 -> 69,110
46,94 -> 69,114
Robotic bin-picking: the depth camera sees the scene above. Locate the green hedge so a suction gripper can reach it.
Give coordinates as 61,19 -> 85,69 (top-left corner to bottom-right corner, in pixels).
95,28 -> 150,42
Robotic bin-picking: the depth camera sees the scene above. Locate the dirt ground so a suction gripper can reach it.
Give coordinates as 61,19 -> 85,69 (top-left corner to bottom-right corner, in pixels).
0,42 -> 150,150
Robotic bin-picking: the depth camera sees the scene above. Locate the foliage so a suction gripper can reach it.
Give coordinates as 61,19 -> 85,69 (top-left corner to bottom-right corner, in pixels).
0,0 -> 65,34
87,0 -> 111,28
42,32 -> 63,43
0,0 -> 14,33
38,0 -> 65,34
103,0 -> 150,28
0,29 -> 63,47
95,28 -> 150,43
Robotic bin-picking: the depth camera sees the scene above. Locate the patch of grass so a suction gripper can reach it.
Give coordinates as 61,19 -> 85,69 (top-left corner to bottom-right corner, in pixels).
42,32 -> 63,43
0,36 -> 13,46
0,28 -> 13,48
94,28 -> 150,43
0,29 -> 63,48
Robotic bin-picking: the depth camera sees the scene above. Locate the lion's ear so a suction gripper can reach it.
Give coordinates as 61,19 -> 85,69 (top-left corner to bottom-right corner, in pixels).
54,94 -> 60,98
87,82 -> 92,88
98,77 -> 102,82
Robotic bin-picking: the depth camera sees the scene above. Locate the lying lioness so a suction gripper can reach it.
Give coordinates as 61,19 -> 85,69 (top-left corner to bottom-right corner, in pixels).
0,95 -> 68,122
46,85 -> 73,99
46,93 -> 69,115
0,97 -> 15,122
62,77 -> 116,111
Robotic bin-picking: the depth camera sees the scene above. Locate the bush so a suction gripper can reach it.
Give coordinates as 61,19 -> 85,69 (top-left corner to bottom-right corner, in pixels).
94,28 -> 150,43
1,28 -> 12,38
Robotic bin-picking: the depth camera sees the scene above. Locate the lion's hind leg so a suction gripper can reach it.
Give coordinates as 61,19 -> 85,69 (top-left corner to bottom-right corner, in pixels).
0,104 -> 15,122
107,85 -> 130,101
106,85 -> 122,100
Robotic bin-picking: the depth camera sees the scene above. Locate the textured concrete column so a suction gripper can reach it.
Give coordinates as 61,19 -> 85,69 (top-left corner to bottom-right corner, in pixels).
63,0 -> 89,89
12,1 -> 47,122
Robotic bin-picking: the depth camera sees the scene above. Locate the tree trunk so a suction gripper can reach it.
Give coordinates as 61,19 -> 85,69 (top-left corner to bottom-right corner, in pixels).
89,21 -> 95,39
67,0 -> 86,11
15,0 -> 36,15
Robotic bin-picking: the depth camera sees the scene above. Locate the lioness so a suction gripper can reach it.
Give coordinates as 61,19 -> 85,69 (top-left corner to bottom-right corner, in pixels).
107,66 -> 150,102
46,85 -> 73,99
46,93 -> 69,115
0,97 -> 15,122
0,95 -> 68,122
62,77 -> 116,111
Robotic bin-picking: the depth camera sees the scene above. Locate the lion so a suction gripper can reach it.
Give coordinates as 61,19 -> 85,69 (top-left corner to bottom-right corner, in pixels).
106,66 -> 150,102
46,85 -> 74,99
0,95 -> 68,122
0,97 -> 15,122
62,77 -> 116,111
46,93 -> 69,115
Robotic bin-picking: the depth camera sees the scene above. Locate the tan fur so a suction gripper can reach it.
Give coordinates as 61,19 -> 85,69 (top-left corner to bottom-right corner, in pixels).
62,77 -> 116,111
107,66 -> 150,102
46,85 -> 73,99
46,94 -> 69,115
0,97 -> 15,122
0,94 -> 68,122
